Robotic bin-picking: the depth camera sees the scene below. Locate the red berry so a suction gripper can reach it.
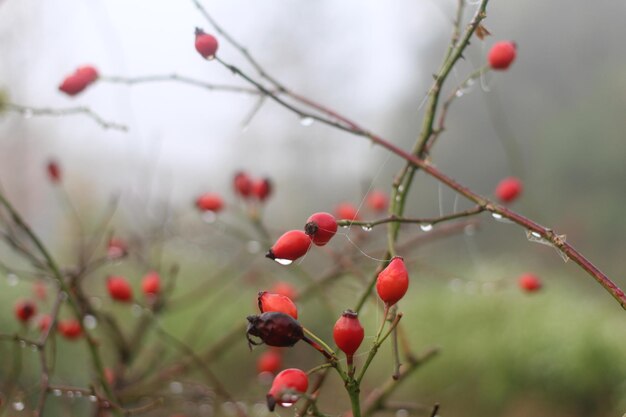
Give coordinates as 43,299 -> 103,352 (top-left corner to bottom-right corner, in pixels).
333,310 -> 364,360
335,202 -> 360,221
105,368 -> 116,385
247,312 -> 304,348
38,314 -> 53,333
518,273 -> 542,293
488,41 -> 517,70
252,178 -> 272,201
33,281 -> 48,301
58,65 -> 99,96
267,368 -> 308,411
46,160 -> 61,183
75,65 -> 99,84
233,171 -> 253,198
15,299 -> 37,323
270,282 -> 298,300
266,230 -> 312,263
366,190 -> 388,212
107,237 -> 128,259
495,177 -> 523,203
195,28 -> 219,59
258,291 -> 298,319
304,212 -> 337,246
107,276 -> 133,302
257,349 -> 282,374
195,193 -> 224,212
58,319 -> 82,340
376,257 -> 409,306
141,271 -> 161,296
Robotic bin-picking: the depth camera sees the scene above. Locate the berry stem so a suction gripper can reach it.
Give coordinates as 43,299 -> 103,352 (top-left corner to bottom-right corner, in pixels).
302,328 -> 337,361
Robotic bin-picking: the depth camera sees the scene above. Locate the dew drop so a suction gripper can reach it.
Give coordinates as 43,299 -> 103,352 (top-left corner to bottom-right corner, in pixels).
74,391 -> 82,398
83,315 -> 97,330
396,409 -> 409,417
395,195 -> 402,202
66,391 -> 74,399
340,224 -> 350,229
6,273 -> 19,286
361,225 -> 373,232
279,402 -> 295,408
88,395 -> 98,402
299,116 -> 314,127
274,258 -> 293,266
449,278 -> 464,292
23,109 -> 33,119
464,224 -> 476,236
169,381 -> 183,394
53,389 -> 62,397
397,185 -> 405,192
30,344 -> 38,352
202,211 -> 217,224
455,89 -> 464,98
12,401 -> 25,411
420,223 -> 433,232
491,212 -> 503,220
19,340 -> 27,348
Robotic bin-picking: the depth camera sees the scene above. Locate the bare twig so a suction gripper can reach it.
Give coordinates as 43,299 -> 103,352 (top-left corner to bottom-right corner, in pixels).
6,103 -> 127,131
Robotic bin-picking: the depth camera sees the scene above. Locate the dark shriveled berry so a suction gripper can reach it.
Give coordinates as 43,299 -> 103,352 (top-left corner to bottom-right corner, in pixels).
246,312 -> 303,349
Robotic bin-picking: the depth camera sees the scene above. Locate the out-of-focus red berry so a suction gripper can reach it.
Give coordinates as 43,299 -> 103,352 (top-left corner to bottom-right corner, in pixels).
46,160 -> 61,183
58,65 -> 99,96
252,178 -> 272,202
107,237 -> 128,259
15,299 -> 36,323
366,190 -> 388,212
141,271 -> 161,296
488,41 -> 517,70
58,319 -> 82,340
257,349 -> 282,374
195,28 -> 219,59
33,281 -> 48,301
195,193 -> 224,212
271,282 -> 298,300
38,314 -> 53,333
107,276 -> 133,302
495,177 -> 523,203
233,171 -> 253,198
335,203 -> 360,221
518,273 -> 542,293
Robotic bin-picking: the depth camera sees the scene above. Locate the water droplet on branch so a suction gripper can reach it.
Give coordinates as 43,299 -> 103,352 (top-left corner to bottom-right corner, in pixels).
420,224 -> 433,232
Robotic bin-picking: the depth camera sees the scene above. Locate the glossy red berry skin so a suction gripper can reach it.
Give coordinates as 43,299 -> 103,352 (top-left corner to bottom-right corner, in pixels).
271,282 -> 298,300
257,349 -> 282,374
519,273 -> 542,293
266,230 -> 312,262
335,203 -> 360,221
75,65 -> 99,84
195,193 -> 224,212
195,28 -> 218,59
495,177 -> 523,203
366,190 -> 388,212
15,299 -> 37,323
304,212 -> 337,246
142,272 -> 161,296
58,319 -> 82,340
258,291 -> 298,319
376,257 -> 409,306
47,160 -> 61,183
252,178 -> 272,201
488,41 -> 517,70
267,368 -> 309,411
107,276 -> 133,302
333,310 -> 364,357
233,171 -> 253,198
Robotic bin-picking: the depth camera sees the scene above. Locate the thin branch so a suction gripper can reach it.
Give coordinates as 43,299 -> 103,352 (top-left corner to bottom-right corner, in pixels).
5,103 -> 127,131
101,74 -> 261,95
336,206 -> 484,229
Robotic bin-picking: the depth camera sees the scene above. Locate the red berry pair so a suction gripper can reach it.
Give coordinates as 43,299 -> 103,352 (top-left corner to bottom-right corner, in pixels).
233,171 -> 272,202
58,65 -> 99,96
107,272 -> 162,302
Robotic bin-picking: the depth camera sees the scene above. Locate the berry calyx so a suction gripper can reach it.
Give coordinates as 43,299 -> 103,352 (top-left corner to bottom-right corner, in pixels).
267,368 -> 309,411
258,291 -> 298,319
46,160 -> 61,183
246,312 -> 304,349
142,271 -> 161,296
15,299 -> 36,323
195,28 -> 218,59
519,273 -> 542,293
107,276 -> 133,302
252,178 -> 272,201
266,230 -> 312,264
257,348 -> 282,375
333,309 -> 364,367
233,171 -> 253,198
195,193 -> 224,212
304,212 -> 337,246
366,190 -> 388,212
335,202 -> 360,221
495,177 -> 523,203
58,319 -> 82,340
488,41 -> 517,70
376,257 -> 409,306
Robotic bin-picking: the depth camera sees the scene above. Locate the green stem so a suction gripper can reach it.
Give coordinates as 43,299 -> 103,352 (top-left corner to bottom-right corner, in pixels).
347,382 -> 361,417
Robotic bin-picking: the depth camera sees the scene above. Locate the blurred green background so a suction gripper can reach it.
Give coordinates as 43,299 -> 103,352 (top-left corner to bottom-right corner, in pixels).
2,0 -> 626,416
